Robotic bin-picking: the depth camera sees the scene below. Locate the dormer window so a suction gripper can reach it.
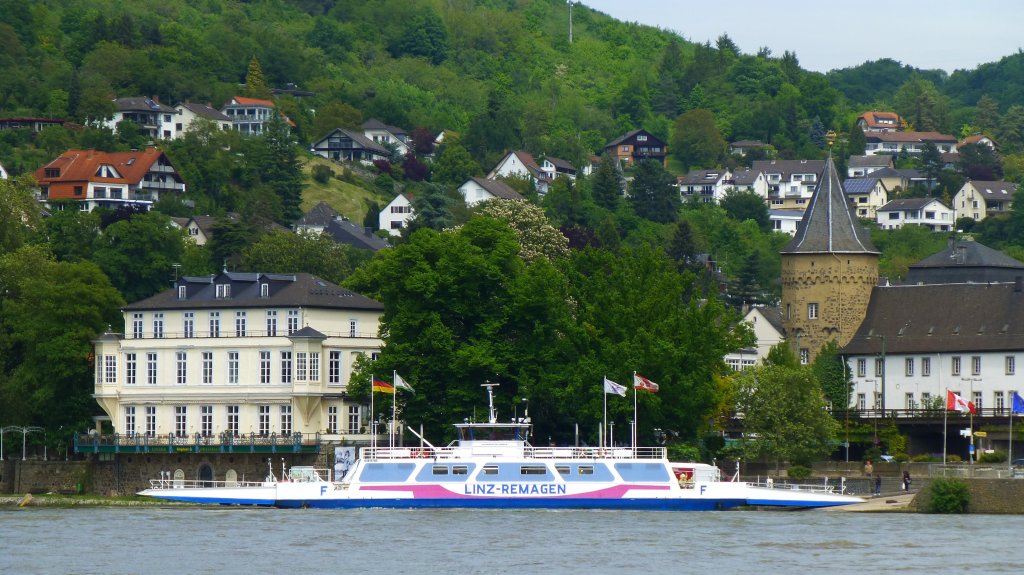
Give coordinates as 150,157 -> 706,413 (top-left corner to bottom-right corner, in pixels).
178,285 -> 187,300
216,284 -> 231,299
636,134 -> 647,142
260,283 -> 269,297
44,168 -> 60,178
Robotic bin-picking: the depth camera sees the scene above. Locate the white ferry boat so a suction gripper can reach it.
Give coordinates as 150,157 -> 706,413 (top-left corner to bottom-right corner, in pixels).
139,387 -> 863,510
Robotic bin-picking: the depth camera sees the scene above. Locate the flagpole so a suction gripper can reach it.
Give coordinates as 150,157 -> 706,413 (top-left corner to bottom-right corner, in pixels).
942,388 -> 947,465
633,371 -> 638,451
1009,410 -> 1014,474
391,370 -> 398,449
370,373 -> 375,451
602,376 -> 607,449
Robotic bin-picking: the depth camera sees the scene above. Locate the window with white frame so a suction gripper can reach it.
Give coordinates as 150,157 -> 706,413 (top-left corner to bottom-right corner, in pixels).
132,313 -> 144,338
260,283 -> 269,298
972,356 -> 981,375
178,285 -> 187,300
235,311 -> 246,337
260,351 -> 272,384
266,310 -> 277,336
153,313 -> 164,338
973,391 -> 983,412
952,355 -> 961,376
226,405 -> 239,436
348,405 -> 361,434
807,303 -> 818,320
209,312 -> 220,337
228,351 -> 239,384
857,393 -> 866,411
176,351 -> 188,382
328,351 -> 341,384
1007,356 -> 1016,375
281,405 -> 292,436
145,406 -> 156,436
280,351 -> 292,384
309,352 -> 320,381
296,352 -> 307,381
175,405 -> 187,437
287,310 -> 299,335
799,348 -> 809,365
922,357 -> 931,377
905,393 -> 915,411
183,312 -> 194,338
105,354 -> 117,383
874,391 -> 881,410
875,358 -> 883,377
125,406 -> 136,436
905,358 -> 914,377
216,284 -> 231,299
125,353 -> 137,385
349,319 -> 358,337
202,352 -> 213,384
328,406 -> 339,434
201,405 -> 213,436
995,391 -> 1005,414
147,353 -> 157,385
921,392 -> 931,407
258,405 -> 271,436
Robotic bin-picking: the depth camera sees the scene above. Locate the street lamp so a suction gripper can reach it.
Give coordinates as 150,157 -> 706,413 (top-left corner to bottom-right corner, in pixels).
1,426 -> 44,461
962,377 -> 981,464
865,379 -> 879,446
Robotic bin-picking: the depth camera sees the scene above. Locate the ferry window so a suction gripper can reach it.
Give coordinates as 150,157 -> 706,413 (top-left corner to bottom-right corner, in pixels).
452,466 -> 469,476
521,465 -> 547,476
578,466 -> 594,475
482,465 -> 498,476
555,465 -> 570,476
431,466 -> 449,475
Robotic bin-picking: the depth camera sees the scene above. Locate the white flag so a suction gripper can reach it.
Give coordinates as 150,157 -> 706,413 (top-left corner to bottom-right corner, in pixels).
394,373 -> 415,395
604,377 -> 626,397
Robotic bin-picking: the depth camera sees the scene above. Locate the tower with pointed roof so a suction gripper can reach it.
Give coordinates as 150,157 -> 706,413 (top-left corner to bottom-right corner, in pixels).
780,154 -> 880,363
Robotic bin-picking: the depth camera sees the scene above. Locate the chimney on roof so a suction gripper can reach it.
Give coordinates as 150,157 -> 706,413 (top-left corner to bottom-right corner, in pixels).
152,95 -> 159,103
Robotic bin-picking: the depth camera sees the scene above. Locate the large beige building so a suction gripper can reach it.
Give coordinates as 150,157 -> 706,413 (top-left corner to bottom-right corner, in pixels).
92,272 -> 383,442
780,156 -> 879,363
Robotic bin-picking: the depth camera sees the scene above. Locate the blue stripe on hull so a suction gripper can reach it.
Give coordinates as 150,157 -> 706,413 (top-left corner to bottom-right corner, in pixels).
744,498 -> 856,508
273,498 -> 749,511
152,495 -> 276,506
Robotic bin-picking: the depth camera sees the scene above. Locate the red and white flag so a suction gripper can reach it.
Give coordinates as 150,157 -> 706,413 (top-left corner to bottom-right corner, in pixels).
946,390 -> 976,414
633,373 -> 659,393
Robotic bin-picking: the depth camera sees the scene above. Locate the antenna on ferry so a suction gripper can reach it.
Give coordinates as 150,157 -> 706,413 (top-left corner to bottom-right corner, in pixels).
481,381 -> 500,424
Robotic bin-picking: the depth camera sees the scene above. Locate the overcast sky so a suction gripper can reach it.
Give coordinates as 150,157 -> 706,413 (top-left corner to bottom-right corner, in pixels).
581,1 -> 1024,73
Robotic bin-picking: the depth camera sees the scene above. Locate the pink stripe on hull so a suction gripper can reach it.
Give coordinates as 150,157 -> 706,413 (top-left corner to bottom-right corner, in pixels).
356,484 -> 670,499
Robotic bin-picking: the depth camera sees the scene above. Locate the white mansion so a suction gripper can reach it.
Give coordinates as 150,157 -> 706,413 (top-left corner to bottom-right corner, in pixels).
92,272 -> 383,441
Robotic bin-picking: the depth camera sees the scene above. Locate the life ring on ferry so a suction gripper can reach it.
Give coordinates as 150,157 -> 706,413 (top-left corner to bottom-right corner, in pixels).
413,449 -> 429,458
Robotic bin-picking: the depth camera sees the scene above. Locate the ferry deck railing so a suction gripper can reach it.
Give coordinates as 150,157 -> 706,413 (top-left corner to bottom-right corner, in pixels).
360,445 -> 667,461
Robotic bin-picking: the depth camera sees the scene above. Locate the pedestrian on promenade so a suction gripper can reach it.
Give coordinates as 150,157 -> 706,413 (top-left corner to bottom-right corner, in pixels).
874,473 -> 882,496
902,470 -> 912,491
864,459 -> 873,477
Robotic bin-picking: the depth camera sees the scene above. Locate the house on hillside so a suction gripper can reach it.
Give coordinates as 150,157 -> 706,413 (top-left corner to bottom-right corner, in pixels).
678,169 -> 732,204
488,150 -> 577,195
729,168 -> 769,199
458,176 -> 525,206
294,202 -> 389,251
953,180 -> 1019,222
604,129 -> 667,167
843,177 -> 889,219
311,128 -> 390,165
221,96 -> 292,135
172,102 -> 233,138
723,306 -> 785,369
847,154 -> 893,178
864,131 -> 957,155
875,198 -> 953,231
0,117 -> 66,133
769,209 -> 803,235
958,134 -> 996,151
729,140 -> 769,156
34,147 -> 186,212
906,238 -> 1024,285
752,159 -> 824,211
91,271 -> 384,441
856,111 -> 904,132
0,161 -> 7,179
361,119 -> 409,156
379,193 -> 415,236
869,167 -> 927,195
104,97 -> 178,139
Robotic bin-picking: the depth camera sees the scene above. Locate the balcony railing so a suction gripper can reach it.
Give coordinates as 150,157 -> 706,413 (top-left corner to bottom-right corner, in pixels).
124,329 -> 379,340
75,431 -> 321,454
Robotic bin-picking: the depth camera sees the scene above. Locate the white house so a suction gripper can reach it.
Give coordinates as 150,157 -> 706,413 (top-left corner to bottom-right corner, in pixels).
729,168 -> 769,200
104,97 -> 178,139
856,111 -> 903,133
752,159 -> 825,211
171,102 -> 233,138
362,119 -> 409,156
769,209 -> 804,235
847,155 -> 893,178
864,131 -> 958,155
678,169 -> 732,204
487,150 -> 577,196
379,193 -> 415,236
311,128 -> 390,165
0,161 -> 8,179
91,272 -> 384,441
875,198 -> 953,231
953,180 -> 1018,222
843,177 -> 889,220
221,96 -> 291,135
724,306 -> 785,370
458,176 -> 525,207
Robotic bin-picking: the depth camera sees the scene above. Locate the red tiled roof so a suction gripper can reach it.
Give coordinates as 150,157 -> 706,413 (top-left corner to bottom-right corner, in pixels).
229,96 -> 275,107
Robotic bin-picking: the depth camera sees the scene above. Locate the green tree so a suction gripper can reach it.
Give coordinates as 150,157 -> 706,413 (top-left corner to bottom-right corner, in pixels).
735,364 -> 839,466
812,340 -> 852,412
258,112 -> 303,223
431,144 -> 480,187
667,220 -> 699,273
894,78 -> 949,132
847,121 -> 867,156
719,189 -> 770,231
244,54 -> 272,99
590,154 -> 623,211
0,175 -> 41,252
763,341 -> 798,368
475,199 -> 569,262
974,95 -> 1000,135
0,245 -> 124,429
671,109 -> 726,170
408,183 -> 457,232
957,143 -> 1003,181
240,230 -> 352,285
39,205 -> 100,262
919,142 -> 944,192
541,176 -> 585,228
389,9 -> 449,65
92,212 -> 186,302
996,104 -> 1024,152
629,159 -> 680,223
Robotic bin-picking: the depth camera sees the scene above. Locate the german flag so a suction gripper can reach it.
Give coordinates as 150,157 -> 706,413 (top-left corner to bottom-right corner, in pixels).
372,378 -> 395,394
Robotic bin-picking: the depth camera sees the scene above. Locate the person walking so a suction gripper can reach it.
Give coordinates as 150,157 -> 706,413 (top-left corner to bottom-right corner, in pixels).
902,470 -> 912,491
874,473 -> 882,496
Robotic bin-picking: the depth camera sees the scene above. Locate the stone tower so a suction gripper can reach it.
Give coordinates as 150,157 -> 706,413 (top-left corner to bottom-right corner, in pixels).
780,155 -> 879,363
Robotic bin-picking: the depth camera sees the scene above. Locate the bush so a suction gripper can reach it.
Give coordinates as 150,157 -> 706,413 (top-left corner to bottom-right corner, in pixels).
978,450 -> 1007,463
926,478 -> 970,513
667,443 -> 701,462
946,454 -> 962,463
912,454 -> 940,463
787,465 -> 812,480
312,164 -> 333,184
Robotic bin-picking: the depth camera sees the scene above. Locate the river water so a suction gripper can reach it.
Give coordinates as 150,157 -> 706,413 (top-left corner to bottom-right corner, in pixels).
1,507 -> 1018,574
